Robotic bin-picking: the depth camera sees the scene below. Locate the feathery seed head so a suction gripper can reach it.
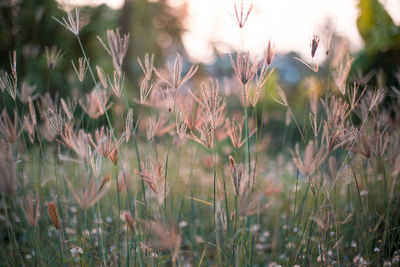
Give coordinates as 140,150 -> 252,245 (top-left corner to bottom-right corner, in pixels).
140,79 -> 155,104
354,131 -> 372,158
21,193 -> 40,227
108,70 -> 124,97
0,110 -> 20,143
65,175 -> 110,209
230,52 -> 256,86
137,53 -> 155,81
71,57 -> 89,82
45,46 -> 64,70
265,41 -> 275,66
228,156 -> 256,197
233,0 -> 253,28
79,87 -> 112,119
290,141 -> 327,176
311,34 -> 320,58
123,211 -> 135,233
98,29 -> 130,77
161,86 -> 176,112
53,7 -> 80,36
0,51 -> 17,99
45,108 -> 63,140
125,108 -> 133,143
47,202 -> 59,229
332,54 -> 353,96
189,119 -> 214,148
191,78 -> 225,126
134,158 -> 168,205
153,53 -> 198,90
60,123 -> 91,160
226,117 -> 256,148
19,81 -> 38,103
146,116 -> 160,142
178,95 -> 206,131
96,65 -> 108,89
23,111 -> 36,144
0,71 -> 17,100
176,108 -> 188,142
60,97 -> 76,123
91,126 -> 123,165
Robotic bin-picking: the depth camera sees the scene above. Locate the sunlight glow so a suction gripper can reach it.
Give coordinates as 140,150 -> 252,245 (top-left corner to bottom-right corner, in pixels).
65,0 -> 400,63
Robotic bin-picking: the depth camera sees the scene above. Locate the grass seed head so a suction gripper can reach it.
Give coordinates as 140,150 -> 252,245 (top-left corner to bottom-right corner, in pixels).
153,53 -> 198,90
45,46 -> 64,70
47,202 -> 59,229
123,211 -> 135,233
137,53 -> 155,81
21,193 -> 40,227
53,7 -> 80,36
96,65 -> 108,89
79,87 -> 112,119
98,28 -> 130,77
230,52 -> 255,86
310,34 -> 320,58
0,110 -> 20,143
71,57 -> 89,82
233,0 -> 253,28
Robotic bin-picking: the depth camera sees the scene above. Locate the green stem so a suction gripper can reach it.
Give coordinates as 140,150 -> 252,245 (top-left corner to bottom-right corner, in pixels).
242,85 -> 251,178
113,165 -> 121,267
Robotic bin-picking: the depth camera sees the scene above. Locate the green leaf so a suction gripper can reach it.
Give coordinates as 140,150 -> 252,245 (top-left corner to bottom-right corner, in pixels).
357,0 -> 400,53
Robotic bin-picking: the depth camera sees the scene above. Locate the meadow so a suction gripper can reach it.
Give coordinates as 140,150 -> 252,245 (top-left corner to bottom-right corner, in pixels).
0,2 -> 400,266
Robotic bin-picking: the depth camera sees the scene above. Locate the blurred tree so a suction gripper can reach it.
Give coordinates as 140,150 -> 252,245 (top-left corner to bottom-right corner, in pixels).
0,0 -> 187,103
354,0 -> 400,91
118,0 -> 188,89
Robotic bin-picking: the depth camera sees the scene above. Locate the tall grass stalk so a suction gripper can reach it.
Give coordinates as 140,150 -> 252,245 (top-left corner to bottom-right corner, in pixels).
242,85 -> 251,178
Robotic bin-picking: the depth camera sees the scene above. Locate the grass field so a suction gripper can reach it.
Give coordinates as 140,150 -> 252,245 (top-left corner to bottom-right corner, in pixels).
1,3 -> 400,266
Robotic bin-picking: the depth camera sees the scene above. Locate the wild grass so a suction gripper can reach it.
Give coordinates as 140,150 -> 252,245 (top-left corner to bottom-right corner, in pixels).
0,3 -> 400,267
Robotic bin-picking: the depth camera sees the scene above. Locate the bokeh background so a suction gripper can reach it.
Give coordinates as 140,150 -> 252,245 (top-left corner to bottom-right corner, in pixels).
1,0 -> 399,150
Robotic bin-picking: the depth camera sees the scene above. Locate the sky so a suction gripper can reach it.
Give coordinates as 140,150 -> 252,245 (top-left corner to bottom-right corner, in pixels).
61,0 -> 400,63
